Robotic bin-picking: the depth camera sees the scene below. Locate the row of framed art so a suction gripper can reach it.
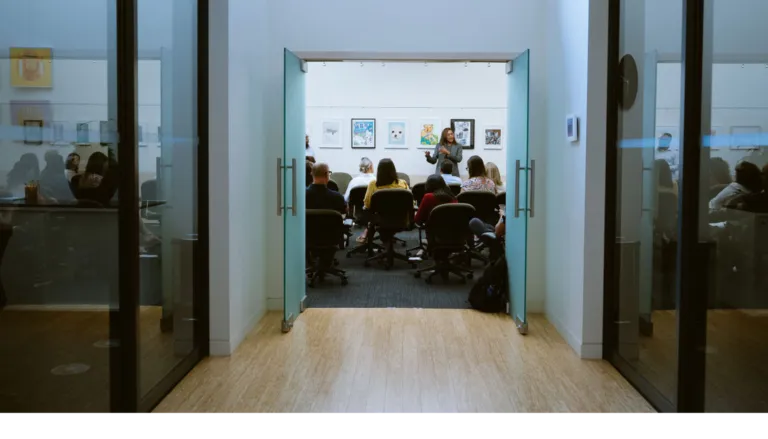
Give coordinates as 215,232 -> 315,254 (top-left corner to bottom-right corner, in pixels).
6,120 -> 163,147
310,118 -> 504,150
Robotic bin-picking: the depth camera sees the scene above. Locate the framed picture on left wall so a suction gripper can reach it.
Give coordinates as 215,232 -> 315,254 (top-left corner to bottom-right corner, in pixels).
319,119 -> 343,148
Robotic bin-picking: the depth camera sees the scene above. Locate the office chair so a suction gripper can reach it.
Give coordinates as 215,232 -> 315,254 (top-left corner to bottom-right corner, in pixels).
407,182 -> 428,257
331,172 -> 353,196
346,186 -> 383,257
496,191 -> 506,209
414,203 -> 476,284
411,182 -> 426,207
306,209 -> 348,286
365,189 -> 415,270
457,191 -> 499,266
327,180 -> 340,193
397,172 -> 411,187
141,179 -> 161,220
449,184 -> 462,196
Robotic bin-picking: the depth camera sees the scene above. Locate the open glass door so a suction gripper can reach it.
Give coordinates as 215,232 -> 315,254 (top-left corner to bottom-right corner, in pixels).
506,50 -> 531,334
281,49 -> 307,332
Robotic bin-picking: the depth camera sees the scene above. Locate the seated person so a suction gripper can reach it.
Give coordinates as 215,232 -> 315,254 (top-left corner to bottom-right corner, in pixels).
709,161 -> 762,213
440,161 -> 462,186
363,158 -> 409,209
415,174 -> 457,225
461,155 -> 497,194
305,160 -> 314,188
75,150 -> 119,205
725,163 -> 768,213
344,157 -> 376,202
485,162 -> 505,192
306,162 -> 346,214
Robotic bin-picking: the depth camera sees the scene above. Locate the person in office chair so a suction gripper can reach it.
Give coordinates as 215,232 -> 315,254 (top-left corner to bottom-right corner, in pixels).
306,162 -> 346,215
439,161 -> 462,186
415,174 -> 457,225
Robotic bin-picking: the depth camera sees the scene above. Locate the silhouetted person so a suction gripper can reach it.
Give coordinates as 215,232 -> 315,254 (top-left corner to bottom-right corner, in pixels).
655,133 -> 679,180
75,150 -> 119,206
726,163 -> 768,213
40,150 -> 74,202
425,128 -> 463,177
709,157 -> 732,200
6,153 -> 40,195
710,161 -> 762,212
65,152 -> 81,182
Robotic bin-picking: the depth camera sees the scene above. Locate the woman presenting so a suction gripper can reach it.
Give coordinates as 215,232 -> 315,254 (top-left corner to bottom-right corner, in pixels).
424,128 -> 462,177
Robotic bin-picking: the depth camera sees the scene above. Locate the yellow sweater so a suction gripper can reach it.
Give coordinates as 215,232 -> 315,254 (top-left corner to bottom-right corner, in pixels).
363,179 -> 409,209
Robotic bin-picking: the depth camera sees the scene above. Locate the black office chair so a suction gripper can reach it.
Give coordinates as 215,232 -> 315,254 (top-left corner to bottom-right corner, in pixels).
496,191 -> 506,208
449,184 -> 462,196
346,186 -> 380,257
458,191 -> 499,265
331,172 -> 353,196
327,180 -> 340,193
407,182 -> 428,257
141,179 -> 161,220
306,209 -> 348,286
365,189 -> 415,270
411,182 -> 426,207
414,203 -> 476,284
397,172 -> 411,187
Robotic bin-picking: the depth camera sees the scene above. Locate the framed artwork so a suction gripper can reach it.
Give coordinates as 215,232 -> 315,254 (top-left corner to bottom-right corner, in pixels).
385,120 -> 408,149
10,100 -> 52,133
566,114 -> 579,142
10,47 -> 53,88
483,126 -> 503,150
418,119 -> 441,149
138,125 -> 146,146
99,120 -> 111,146
320,119 -> 342,148
23,120 -> 43,145
52,122 -> 65,145
730,126 -> 762,150
451,119 -> 475,149
351,118 -> 376,149
76,122 -> 90,145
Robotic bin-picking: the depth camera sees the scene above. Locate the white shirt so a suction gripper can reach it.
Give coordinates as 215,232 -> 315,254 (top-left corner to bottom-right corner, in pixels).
344,173 -> 376,201
305,146 -> 316,158
441,174 -> 462,186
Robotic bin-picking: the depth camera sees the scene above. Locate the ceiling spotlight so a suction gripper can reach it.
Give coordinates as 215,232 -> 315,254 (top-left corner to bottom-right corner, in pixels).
360,62 -> 364,67
424,61 -> 428,67
322,61 -> 326,67
464,61 -> 468,67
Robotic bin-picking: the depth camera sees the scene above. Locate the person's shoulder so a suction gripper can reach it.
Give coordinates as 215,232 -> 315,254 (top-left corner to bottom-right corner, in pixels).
367,179 -> 377,188
399,180 -> 409,189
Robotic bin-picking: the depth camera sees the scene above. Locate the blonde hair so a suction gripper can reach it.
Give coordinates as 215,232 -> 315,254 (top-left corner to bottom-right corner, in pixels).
485,162 -> 503,186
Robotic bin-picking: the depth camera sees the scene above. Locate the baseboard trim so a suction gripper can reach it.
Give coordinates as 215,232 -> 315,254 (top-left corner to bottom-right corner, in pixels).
545,312 -> 583,356
580,342 -> 603,359
209,340 -> 233,356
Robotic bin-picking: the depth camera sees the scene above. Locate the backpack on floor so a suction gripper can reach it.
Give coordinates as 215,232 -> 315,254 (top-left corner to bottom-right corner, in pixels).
468,255 -> 508,313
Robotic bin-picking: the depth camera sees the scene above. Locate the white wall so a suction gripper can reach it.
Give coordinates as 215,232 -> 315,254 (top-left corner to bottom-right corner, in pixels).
543,0 -> 608,359
306,61 -> 508,181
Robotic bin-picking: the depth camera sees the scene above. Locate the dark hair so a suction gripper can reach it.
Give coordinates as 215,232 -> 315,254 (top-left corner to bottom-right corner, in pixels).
376,158 -> 399,187
85,152 -> 109,176
440,161 -> 454,175
467,155 -> 487,179
7,153 -> 40,187
655,159 -> 673,188
735,161 -> 763,193
658,133 -> 673,151
425,174 -> 455,203
66,153 -> 80,172
709,157 -> 732,186
439,128 -> 458,147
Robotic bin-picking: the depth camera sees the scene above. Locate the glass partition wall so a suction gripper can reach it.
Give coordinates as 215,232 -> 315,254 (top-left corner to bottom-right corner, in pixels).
0,0 -> 208,412
605,0 -> 768,412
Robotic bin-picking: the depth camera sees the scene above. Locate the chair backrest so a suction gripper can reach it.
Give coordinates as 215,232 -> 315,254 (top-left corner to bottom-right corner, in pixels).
496,191 -> 506,208
369,188 -> 414,230
141,179 -> 158,201
306,209 -> 345,249
348,185 -> 368,221
427,203 -> 477,249
411,182 -> 427,207
331,172 -> 353,196
397,172 -> 411,187
327,180 -> 340,193
449,184 -> 462,196
458,190 -> 499,224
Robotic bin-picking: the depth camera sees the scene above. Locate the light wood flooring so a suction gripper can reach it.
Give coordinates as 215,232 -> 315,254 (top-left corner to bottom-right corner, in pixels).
155,309 -> 654,413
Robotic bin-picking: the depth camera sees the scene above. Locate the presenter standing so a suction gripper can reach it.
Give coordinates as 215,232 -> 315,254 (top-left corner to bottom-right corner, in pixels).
424,128 -> 463,177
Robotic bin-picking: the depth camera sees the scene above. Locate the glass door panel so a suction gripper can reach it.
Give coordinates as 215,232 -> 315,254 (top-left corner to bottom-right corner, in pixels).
506,50 -> 531,333
282,49 -> 306,331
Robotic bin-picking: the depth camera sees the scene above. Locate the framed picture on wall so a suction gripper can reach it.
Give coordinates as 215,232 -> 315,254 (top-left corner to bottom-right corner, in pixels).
52,121 -> 65,145
385,119 -> 408,149
351,118 -> 376,149
483,125 -> 503,150
566,114 -> 579,142
417,119 -> 441,149
99,120 -> 111,146
76,122 -> 90,145
23,120 -> 43,145
730,126 -> 762,150
451,119 -> 475,149
320,119 -> 342,149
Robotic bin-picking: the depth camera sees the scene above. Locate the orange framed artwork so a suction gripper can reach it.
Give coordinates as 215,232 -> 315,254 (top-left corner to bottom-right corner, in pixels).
10,47 -> 53,88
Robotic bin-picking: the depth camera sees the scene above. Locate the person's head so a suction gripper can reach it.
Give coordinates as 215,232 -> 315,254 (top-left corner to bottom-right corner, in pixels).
735,161 -> 763,193
466,155 -> 487,179
85,152 -> 109,176
439,128 -> 456,146
658,133 -> 672,151
655,159 -> 673,188
709,157 -> 732,186
311,162 -> 331,185
7,153 -> 40,187
43,150 -> 65,172
305,135 -> 310,148
359,157 -> 374,174
66,153 -> 81,171
485,162 -> 502,186
440,161 -> 454,175
376,158 -> 398,187
425,174 -> 455,203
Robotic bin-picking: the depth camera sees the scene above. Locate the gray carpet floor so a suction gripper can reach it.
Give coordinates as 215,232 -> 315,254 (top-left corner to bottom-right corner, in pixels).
305,227 -> 483,309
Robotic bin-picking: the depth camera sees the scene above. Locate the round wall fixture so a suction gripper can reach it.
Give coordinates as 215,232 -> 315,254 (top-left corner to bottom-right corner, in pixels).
618,54 -> 639,110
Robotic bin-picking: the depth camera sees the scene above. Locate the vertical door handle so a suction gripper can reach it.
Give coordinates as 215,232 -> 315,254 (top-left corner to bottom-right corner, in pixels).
277,157 -> 283,216
514,159 -> 523,218
529,159 -> 536,218
291,158 -> 297,216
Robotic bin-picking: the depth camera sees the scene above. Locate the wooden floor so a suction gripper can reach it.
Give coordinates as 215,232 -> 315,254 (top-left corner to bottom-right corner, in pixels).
155,309 -> 654,413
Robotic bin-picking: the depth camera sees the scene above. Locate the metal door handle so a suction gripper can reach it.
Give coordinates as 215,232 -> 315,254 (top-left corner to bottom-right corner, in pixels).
290,158 -> 297,216
529,160 -> 536,218
514,159 -> 522,218
277,158 -> 283,216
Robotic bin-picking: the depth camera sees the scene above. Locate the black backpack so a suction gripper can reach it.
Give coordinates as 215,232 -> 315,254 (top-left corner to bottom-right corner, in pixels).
468,255 -> 508,313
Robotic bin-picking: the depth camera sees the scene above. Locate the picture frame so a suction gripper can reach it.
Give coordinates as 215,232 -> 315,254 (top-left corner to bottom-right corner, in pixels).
385,119 -> 408,149
319,119 -> 343,149
52,121 -> 65,145
23,120 -> 43,145
10,47 -> 53,88
99,120 -> 110,146
483,125 -> 503,150
417,119 -> 442,149
730,126 -> 762,150
76,122 -> 90,145
138,125 -> 146,146
351,118 -> 376,149
450,119 -> 475,149
566,114 -> 579,143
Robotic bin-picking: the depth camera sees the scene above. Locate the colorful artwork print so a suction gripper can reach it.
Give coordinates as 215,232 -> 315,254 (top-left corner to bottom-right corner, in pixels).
10,47 -> 53,88
451,119 -> 475,149
485,129 -> 501,145
420,122 -> 440,146
387,120 -> 407,148
351,118 -> 375,149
